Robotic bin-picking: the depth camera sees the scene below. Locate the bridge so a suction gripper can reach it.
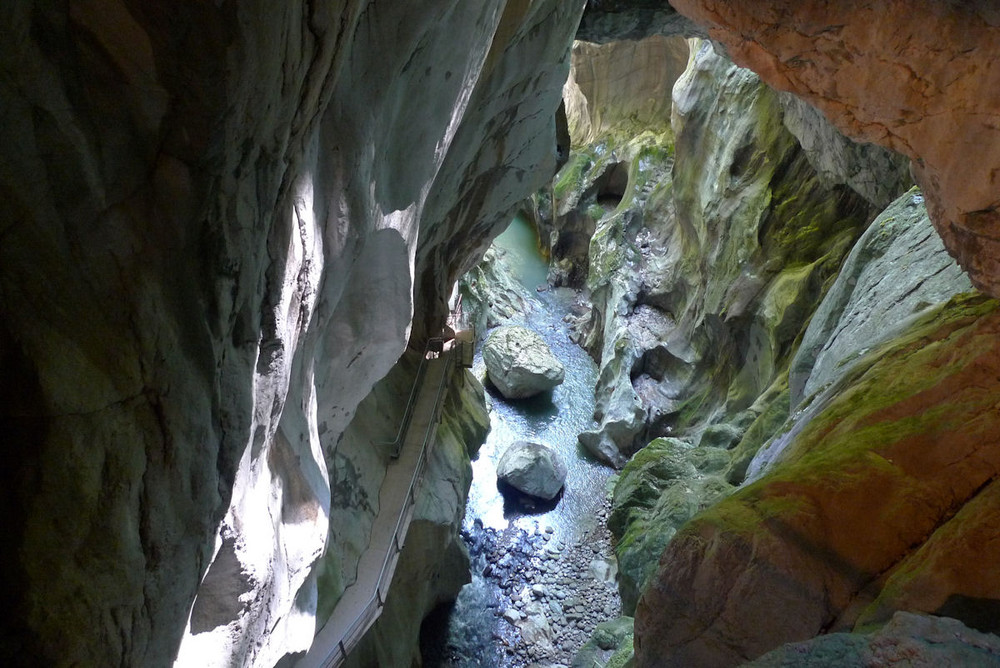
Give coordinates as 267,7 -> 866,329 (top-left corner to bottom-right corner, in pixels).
297,321 -> 475,668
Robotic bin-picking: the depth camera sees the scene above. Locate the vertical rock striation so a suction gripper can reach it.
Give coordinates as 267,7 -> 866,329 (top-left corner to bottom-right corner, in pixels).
0,1 -> 583,665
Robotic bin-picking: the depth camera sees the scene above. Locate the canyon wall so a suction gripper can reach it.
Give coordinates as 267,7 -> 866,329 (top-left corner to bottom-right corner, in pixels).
667,1 -> 1000,298
563,39 -> 894,468
560,4 -> 1000,666
553,17 -> 997,665
0,1 -> 582,665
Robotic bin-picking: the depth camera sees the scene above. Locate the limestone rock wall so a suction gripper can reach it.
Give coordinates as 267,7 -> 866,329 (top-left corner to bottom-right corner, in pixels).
564,36 -> 689,146
667,1 -> 1000,298
0,1 -> 581,666
634,294 -> 1000,666
572,40 -> 878,466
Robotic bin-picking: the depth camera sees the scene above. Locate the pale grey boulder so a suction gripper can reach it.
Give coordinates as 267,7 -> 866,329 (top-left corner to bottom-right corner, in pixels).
496,441 -> 567,501
483,326 -> 565,399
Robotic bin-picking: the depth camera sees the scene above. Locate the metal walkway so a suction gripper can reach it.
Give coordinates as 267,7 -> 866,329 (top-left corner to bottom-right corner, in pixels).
298,330 -> 473,668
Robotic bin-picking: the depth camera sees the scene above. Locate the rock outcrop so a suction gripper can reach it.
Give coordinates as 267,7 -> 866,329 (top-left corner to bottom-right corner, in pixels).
483,326 -> 566,399
667,1 -> 1000,298
497,441 -> 567,501
0,1 -> 583,665
569,40 -> 880,466
607,437 -> 731,613
747,612 -> 1000,668
634,294 -> 1000,666
747,187 -> 975,481
564,37 -> 690,145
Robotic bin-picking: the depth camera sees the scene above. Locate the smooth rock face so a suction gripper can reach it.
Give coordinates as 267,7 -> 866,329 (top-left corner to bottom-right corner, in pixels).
790,188 -> 974,409
777,93 -> 912,210
748,187 -> 975,481
564,37 -> 689,144
633,295 -> 1000,667
497,441 -> 568,501
747,612 -> 1000,667
483,326 -> 566,399
668,1 -> 1000,298
0,1 -> 582,665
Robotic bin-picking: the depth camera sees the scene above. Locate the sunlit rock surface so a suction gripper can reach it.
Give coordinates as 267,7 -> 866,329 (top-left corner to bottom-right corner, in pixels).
484,326 -> 566,399
497,441 -> 568,502
0,1 -> 581,665
564,37 -> 689,145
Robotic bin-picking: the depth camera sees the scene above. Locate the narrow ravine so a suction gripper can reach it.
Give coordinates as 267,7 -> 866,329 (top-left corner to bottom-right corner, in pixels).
422,216 -> 622,667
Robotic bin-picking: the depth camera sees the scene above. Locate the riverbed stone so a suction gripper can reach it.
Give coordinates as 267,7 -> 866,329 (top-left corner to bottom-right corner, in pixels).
497,441 -> 568,501
483,326 -> 566,399
519,601 -> 555,651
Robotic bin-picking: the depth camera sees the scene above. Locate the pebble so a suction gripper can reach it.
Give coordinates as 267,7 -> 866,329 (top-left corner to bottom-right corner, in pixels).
456,499 -> 622,667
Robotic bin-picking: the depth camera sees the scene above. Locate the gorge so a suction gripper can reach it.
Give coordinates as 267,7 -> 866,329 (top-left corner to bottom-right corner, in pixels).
2,2 -> 1000,667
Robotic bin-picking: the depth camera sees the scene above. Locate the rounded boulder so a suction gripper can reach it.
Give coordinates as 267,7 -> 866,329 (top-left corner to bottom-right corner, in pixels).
496,441 -> 567,501
483,325 -> 565,399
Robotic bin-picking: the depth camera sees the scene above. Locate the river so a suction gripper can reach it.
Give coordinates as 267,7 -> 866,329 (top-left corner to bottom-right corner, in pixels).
422,216 -> 620,667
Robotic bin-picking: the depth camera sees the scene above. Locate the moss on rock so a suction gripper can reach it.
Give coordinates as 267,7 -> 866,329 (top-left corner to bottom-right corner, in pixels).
634,295 -> 1000,666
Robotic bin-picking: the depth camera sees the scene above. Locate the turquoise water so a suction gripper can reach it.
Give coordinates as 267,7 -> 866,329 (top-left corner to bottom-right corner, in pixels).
492,214 -> 550,290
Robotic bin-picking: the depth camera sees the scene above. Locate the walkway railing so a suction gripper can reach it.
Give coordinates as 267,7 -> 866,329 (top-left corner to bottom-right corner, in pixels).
310,349 -> 456,668
447,297 -> 476,370
376,336 -> 442,459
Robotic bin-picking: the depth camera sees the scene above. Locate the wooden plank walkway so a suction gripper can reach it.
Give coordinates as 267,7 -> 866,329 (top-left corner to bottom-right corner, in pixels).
297,351 -> 453,668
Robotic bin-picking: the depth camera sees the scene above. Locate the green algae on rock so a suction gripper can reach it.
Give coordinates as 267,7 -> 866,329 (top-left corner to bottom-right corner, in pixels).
608,437 -> 733,614
633,295 -> 1000,667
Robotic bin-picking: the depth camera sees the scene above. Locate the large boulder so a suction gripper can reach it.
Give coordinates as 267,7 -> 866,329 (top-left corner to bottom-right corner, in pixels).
483,326 -> 565,399
496,441 -> 567,501
633,295 -> 1000,667
747,612 -> 1000,668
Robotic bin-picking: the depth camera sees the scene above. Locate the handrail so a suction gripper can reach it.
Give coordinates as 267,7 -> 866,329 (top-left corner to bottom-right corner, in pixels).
317,349 -> 456,668
376,336 -> 439,458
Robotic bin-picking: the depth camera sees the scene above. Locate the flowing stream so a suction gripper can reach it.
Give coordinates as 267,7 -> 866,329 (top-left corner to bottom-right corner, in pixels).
422,216 -> 620,667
